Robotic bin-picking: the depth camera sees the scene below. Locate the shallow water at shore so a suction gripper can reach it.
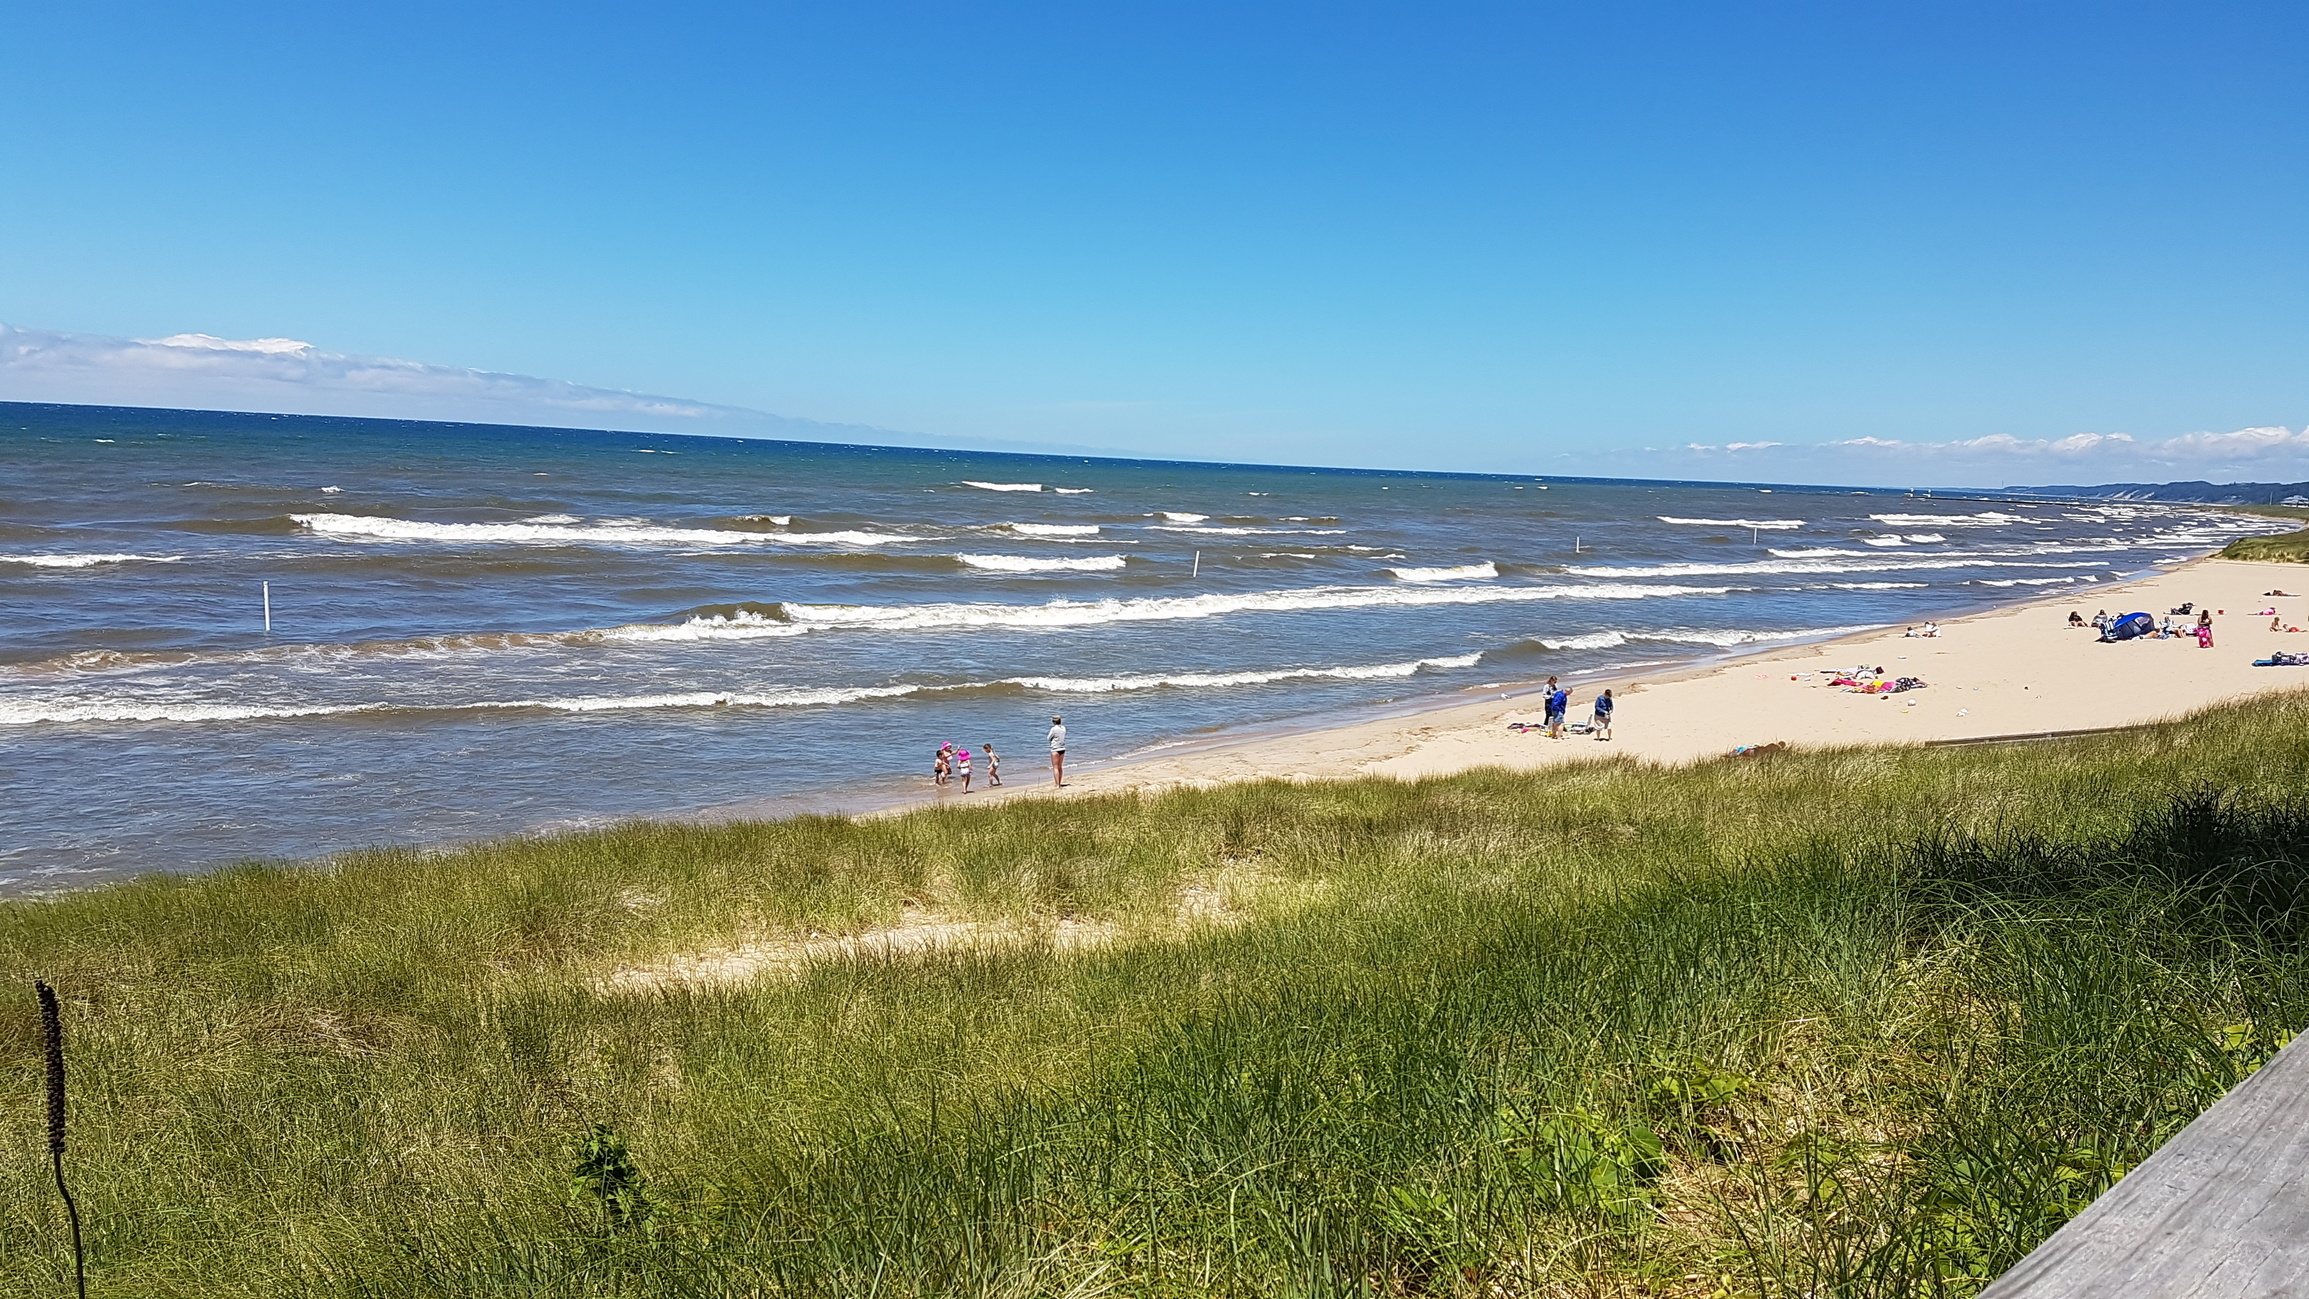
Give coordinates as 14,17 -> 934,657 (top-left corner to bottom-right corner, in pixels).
0,402 -> 2269,888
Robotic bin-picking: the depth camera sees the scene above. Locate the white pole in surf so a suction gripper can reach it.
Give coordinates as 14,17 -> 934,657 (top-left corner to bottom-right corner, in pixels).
263,581 -> 271,633
1192,550 -> 1201,578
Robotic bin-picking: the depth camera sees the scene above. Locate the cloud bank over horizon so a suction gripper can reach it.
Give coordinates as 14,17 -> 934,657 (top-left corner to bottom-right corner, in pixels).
1591,424 -> 2309,490
0,324 -> 972,451
3,324 -> 2301,490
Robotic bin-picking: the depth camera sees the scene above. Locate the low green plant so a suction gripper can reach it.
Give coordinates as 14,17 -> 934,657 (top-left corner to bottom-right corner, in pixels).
1,691 -> 2307,1295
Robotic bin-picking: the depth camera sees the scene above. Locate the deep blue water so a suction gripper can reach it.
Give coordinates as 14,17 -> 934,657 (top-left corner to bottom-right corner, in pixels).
0,402 -> 2265,888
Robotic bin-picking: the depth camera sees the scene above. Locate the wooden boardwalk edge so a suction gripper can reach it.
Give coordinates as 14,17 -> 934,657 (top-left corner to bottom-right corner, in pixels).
1980,1029 -> 2309,1297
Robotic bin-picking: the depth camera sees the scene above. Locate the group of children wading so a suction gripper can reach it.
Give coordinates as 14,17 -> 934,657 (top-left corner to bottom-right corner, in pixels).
931,714 -> 1070,793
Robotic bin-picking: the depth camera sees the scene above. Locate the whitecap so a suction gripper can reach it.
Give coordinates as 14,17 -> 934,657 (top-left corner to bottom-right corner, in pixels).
1,553 -> 186,568
1657,516 -> 1805,529
1864,537 -> 1908,547
1148,525 -> 1346,536
1905,533 -> 1945,543
1869,512 -> 2021,527
961,480 -> 1044,492
1384,562 -> 1499,582
603,581 -> 1734,642
1006,654 -> 1483,693
955,554 -> 1128,573
1537,624 -> 1882,651
290,513 -> 909,547
1159,512 -> 1211,522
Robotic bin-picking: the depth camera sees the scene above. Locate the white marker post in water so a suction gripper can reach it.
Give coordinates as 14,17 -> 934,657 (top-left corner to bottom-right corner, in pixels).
1192,550 -> 1201,578
263,581 -> 271,633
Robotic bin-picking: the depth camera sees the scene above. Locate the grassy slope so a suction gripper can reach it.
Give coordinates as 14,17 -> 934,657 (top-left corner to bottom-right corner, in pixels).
2219,528 -> 2309,562
7,695 -> 2309,1297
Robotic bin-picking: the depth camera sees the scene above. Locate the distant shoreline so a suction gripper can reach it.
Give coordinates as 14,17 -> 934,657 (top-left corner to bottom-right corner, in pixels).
892,554 -> 2309,809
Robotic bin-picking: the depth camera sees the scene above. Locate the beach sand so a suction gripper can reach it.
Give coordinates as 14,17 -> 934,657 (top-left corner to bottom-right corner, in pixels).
941,558 -> 2309,806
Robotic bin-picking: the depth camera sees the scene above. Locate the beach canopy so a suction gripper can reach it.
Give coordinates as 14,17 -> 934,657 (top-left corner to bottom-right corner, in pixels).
2103,611 -> 2155,642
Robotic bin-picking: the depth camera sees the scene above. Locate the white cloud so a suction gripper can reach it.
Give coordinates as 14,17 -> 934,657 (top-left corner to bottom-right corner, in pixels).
1565,422 -> 2309,489
0,323 -> 932,446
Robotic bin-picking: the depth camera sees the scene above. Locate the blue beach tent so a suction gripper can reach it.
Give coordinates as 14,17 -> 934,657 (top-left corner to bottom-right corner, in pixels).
2102,612 -> 2155,642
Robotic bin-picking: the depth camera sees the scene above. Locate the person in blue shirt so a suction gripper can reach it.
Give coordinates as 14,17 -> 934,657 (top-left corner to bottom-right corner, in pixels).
1591,688 -> 1614,741
1546,685 -> 1571,738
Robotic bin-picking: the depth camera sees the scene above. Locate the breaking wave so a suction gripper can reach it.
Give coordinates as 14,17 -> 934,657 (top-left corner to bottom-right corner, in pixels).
1384,562 -> 1498,582
1,553 -> 186,568
1568,557 -> 2101,579
961,481 -> 1045,492
1,655 -> 1488,727
955,554 -> 1129,573
1007,654 -> 1483,693
1149,525 -> 1347,536
1657,517 -> 1805,530
1002,522 -> 1101,537
1530,624 -> 1883,651
606,581 -> 1734,642
1869,512 -> 2021,527
291,513 -> 910,547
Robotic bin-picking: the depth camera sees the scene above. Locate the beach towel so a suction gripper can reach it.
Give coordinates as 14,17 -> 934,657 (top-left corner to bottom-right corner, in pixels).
2254,652 -> 2309,667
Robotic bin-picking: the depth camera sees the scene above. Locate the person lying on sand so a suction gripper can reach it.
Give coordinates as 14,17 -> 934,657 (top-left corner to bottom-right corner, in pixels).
2068,610 -> 2087,627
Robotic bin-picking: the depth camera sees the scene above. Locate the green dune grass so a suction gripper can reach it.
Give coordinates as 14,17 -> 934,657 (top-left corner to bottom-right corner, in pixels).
2218,527 -> 2309,562
6,694 -> 2309,1297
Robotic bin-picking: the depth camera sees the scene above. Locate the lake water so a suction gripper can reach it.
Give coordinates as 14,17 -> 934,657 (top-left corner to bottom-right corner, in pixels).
0,402 -> 2265,888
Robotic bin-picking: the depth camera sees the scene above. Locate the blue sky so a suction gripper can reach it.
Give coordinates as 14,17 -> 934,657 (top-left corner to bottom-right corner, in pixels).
3,2 -> 2305,485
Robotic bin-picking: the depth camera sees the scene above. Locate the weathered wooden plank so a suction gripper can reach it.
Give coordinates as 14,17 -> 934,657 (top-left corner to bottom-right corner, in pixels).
1980,1031 -> 2309,1297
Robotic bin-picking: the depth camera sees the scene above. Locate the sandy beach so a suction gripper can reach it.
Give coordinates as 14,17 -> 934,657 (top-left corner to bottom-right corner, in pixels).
934,557 -> 2309,805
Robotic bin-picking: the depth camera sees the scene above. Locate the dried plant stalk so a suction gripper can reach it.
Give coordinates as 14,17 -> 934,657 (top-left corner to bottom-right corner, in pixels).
36,982 -> 86,1299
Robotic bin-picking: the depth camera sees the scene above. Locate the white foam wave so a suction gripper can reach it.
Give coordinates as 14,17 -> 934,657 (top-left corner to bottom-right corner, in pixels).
1970,576 -> 2088,587
1158,512 -> 1210,522
0,700 -> 378,725
1568,557 -> 2101,579
955,553 -> 1128,573
1869,512 -> 2020,527
1385,562 -> 1499,582
1864,537 -> 1907,547
521,514 -> 581,524
604,581 -> 1733,642
1657,517 -> 1805,529
1,553 -> 186,568
1536,625 -> 1882,651
1004,522 -> 1101,537
736,514 -> 792,525
0,687 -> 927,727
292,513 -> 908,547
1827,582 -> 1930,590
1905,533 -> 1945,543
0,652 -> 1502,727
1007,653 -> 1483,694
1149,525 -> 1346,535
961,481 -> 1044,492
1052,487 -> 1094,495
1768,547 -> 1875,558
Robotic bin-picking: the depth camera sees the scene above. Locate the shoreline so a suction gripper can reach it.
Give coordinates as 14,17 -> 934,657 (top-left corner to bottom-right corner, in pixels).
885,555 -> 2309,810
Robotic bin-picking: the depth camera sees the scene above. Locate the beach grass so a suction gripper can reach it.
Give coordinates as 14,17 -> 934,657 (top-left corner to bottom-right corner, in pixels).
5,694 -> 2309,1296
2218,526 -> 2309,562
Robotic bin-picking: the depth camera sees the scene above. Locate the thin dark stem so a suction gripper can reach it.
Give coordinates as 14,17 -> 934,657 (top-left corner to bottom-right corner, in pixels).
50,1149 -> 85,1299
36,981 -> 87,1299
